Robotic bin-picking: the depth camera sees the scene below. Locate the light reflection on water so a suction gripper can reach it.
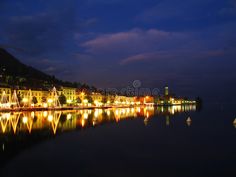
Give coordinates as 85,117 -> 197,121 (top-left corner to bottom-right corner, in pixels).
1,104 -> 236,177
0,105 -> 196,135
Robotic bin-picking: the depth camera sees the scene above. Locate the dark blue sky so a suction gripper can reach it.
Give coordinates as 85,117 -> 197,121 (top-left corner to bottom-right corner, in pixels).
0,0 -> 236,102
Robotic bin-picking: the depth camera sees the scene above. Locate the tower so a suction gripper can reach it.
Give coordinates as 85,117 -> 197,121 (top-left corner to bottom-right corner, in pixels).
164,86 -> 169,96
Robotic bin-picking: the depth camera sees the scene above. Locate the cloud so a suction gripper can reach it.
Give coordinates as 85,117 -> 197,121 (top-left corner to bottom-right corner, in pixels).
81,28 -> 187,56
120,52 -> 170,65
120,50 -> 225,65
80,26 -> 232,67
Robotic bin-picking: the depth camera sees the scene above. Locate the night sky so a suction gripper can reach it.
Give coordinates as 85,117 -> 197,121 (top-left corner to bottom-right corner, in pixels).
0,0 -> 236,102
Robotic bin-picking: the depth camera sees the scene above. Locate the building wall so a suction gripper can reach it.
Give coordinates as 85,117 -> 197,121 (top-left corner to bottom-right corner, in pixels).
17,89 -> 44,105
0,87 -> 11,102
91,92 -> 103,103
61,87 -> 76,103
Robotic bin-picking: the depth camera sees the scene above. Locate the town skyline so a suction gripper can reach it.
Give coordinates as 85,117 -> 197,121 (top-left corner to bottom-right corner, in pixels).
0,0 -> 236,103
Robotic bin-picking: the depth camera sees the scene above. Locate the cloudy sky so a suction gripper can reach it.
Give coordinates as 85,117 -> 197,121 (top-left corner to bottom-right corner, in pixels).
0,0 -> 236,102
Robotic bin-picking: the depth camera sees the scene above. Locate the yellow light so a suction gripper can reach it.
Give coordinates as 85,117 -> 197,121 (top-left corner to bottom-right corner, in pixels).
137,107 -> 141,113
83,113 -> 88,119
131,108 -> 135,113
115,109 -> 119,116
43,111 -> 48,117
67,114 -> 72,120
81,119 -> 85,127
94,110 -> 99,118
121,109 -> 125,114
43,103 -> 48,108
23,117 -> 28,124
48,99 -> 53,103
22,98 -> 28,102
48,115 -> 53,122
2,113 -> 11,120
94,100 -> 99,106
93,121 -> 96,126
83,99 -> 88,104
67,100 -> 72,104
146,112 -> 149,118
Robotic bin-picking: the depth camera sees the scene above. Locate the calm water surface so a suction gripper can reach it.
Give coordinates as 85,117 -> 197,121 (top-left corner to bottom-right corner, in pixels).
0,104 -> 235,177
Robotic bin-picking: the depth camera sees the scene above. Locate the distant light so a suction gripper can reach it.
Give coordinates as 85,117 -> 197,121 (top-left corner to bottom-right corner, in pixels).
94,110 -> 99,118
22,98 -> 28,103
23,117 -> 28,124
67,114 -> 72,120
81,119 -> 85,127
43,111 -> 48,117
48,115 -> 53,122
83,113 -> 88,119
67,100 -> 72,104
43,103 -> 48,108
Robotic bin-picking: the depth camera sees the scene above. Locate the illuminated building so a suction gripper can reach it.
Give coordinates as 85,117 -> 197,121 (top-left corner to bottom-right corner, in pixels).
91,92 -> 103,106
60,87 -> 76,104
17,89 -> 44,106
0,87 -> 11,101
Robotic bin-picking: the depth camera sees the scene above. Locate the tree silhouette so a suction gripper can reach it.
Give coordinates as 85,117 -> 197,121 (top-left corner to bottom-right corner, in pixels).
32,96 -> 38,105
59,94 -> 67,105
85,95 -> 93,104
77,97 -> 82,104
101,97 -> 107,104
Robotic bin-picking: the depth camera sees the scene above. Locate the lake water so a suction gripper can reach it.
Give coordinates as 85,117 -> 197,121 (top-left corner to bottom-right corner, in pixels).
0,104 -> 235,177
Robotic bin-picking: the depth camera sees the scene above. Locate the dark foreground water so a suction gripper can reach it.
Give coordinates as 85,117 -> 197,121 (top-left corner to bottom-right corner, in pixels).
0,104 -> 235,177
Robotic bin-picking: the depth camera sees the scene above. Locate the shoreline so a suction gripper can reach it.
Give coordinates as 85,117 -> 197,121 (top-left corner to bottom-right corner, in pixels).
0,103 -> 196,112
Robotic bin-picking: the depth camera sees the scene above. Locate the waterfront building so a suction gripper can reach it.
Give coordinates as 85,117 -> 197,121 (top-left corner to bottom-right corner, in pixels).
61,87 -> 76,104
0,87 -> 11,101
91,92 -> 103,106
17,89 -> 44,106
134,96 -> 154,105
114,95 -> 135,105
